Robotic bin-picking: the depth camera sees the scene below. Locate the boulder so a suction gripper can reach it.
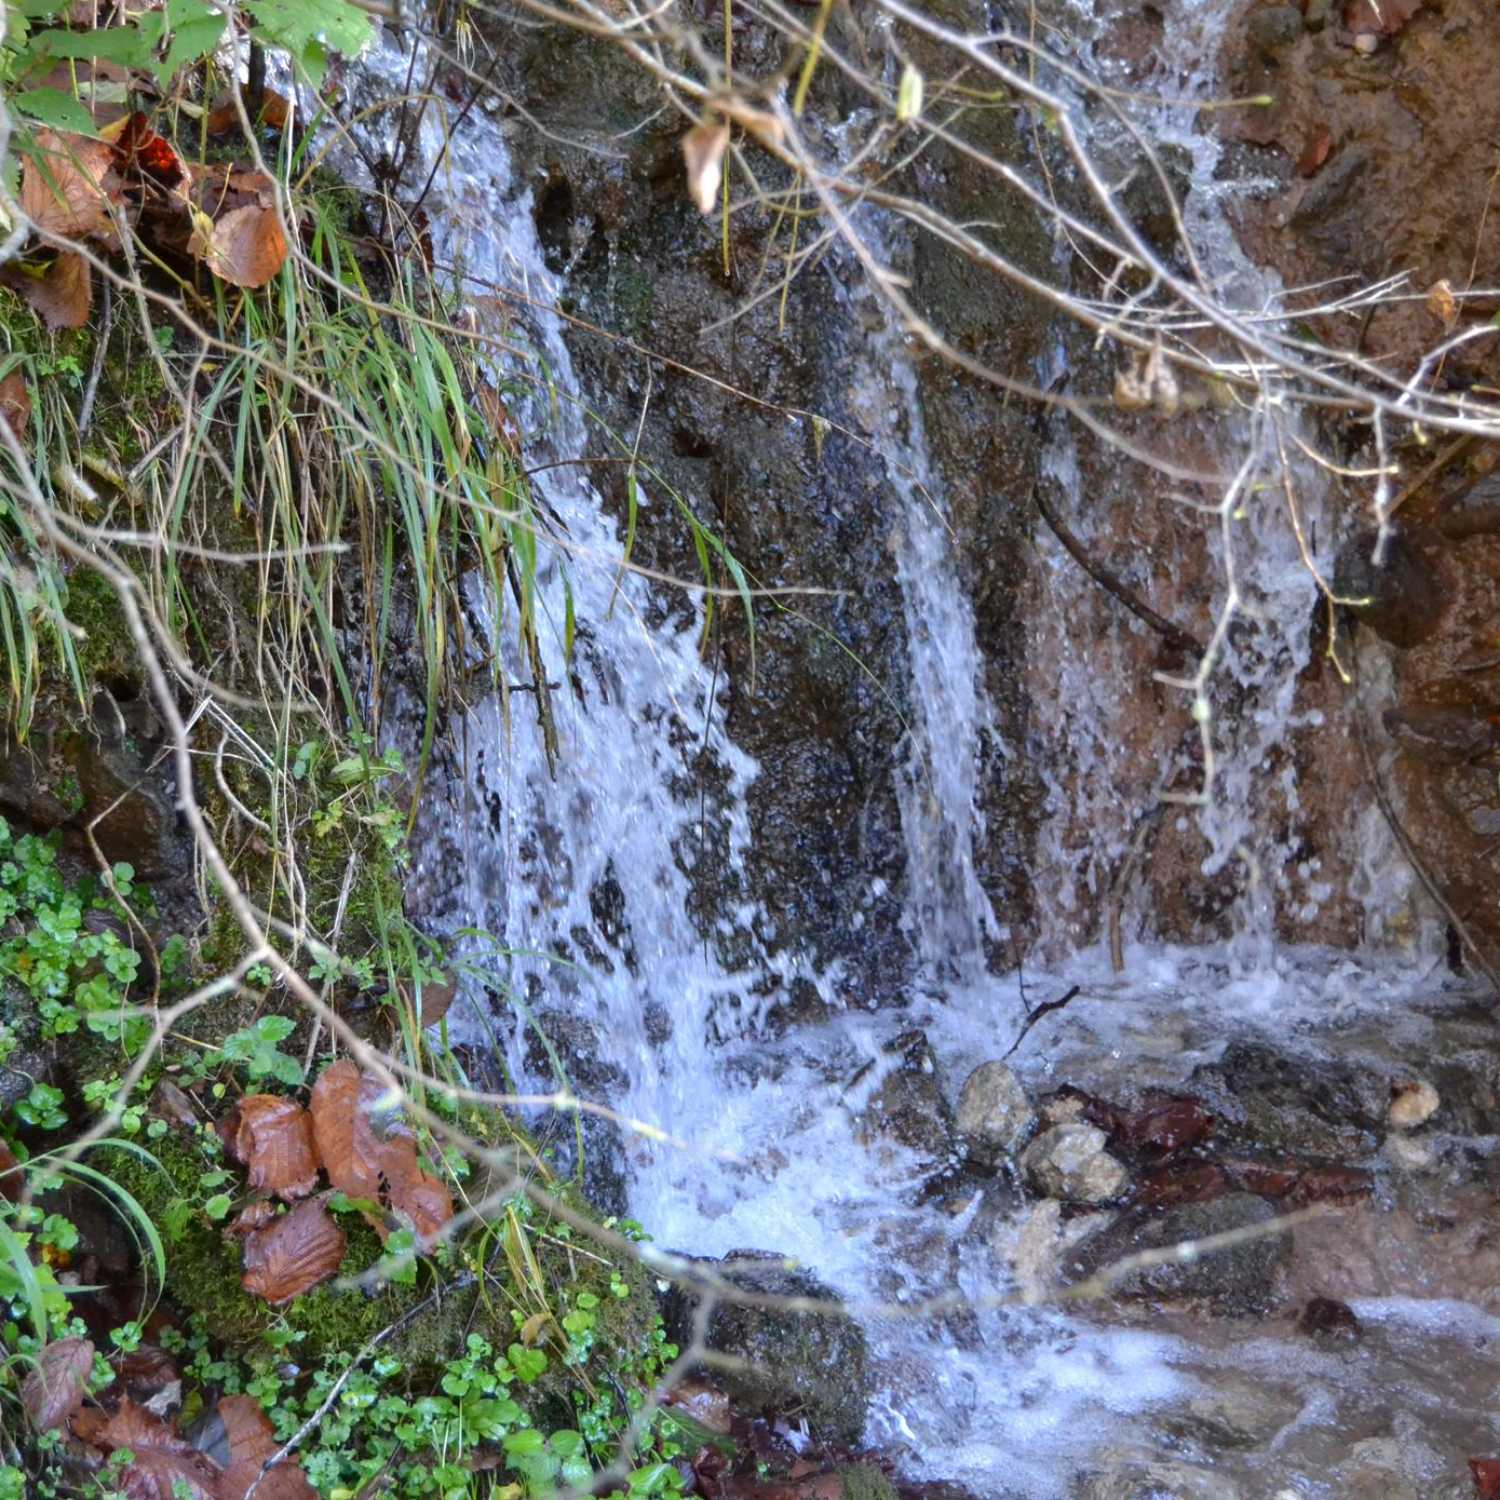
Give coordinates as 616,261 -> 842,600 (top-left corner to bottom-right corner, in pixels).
855,1031 -> 954,1166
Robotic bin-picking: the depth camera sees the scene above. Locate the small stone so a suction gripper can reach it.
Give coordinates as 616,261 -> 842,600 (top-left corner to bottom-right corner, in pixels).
1384,1133 -> 1433,1172
1022,1123 -> 1129,1204
1297,1295 -> 1361,1347
1352,30 -> 1379,53
1389,1078 -> 1439,1129
956,1061 -> 1036,1162
1247,4 -> 1303,54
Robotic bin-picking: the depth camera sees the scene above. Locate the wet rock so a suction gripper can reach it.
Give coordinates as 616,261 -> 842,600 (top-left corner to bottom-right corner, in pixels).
1335,1437 -> 1419,1500
1188,1041 -> 1384,1159
955,1061 -> 1035,1163
1021,1124 -> 1128,1204
0,980 -> 50,1112
1074,1448 -> 1244,1500
1383,705 -> 1500,766
1159,1373 -> 1302,1451
1065,1193 -> 1291,1313
1296,1294 -> 1361,1347
663,1250 -> 871,1447
1332,528 -> 1451,650
0,713 -> 185,880
855,1031 -> 954,1166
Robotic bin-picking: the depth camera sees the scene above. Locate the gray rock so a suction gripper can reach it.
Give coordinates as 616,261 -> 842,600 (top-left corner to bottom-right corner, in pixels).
1022,1123 -> 1128,1204
1246,5 -> 1303,55
1158,1373 -> 1302,1450
1066,1193 -> 1291,1314
957,1061 -> 1035,1162
663,1249 -> 871,1446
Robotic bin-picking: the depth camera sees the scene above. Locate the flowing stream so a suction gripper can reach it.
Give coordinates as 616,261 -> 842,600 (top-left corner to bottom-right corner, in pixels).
331,5 -> 1500,1496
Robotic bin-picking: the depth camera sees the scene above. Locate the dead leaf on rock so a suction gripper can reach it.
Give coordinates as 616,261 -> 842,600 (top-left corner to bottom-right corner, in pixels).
683,121 -> 730,216
1472,1458 -> 1500,1499
20,129 -> 121,240
240,1198 -> 346,1305
4,250 -> 93,331
1297,125 -> 1332,178
72,1398 -> 221,1500
206,89 -> 290,137
204,204 -> 288,289
1344,0 -> 1423,34
22,1336 -> 94,1433
230,1095 -> 319,1201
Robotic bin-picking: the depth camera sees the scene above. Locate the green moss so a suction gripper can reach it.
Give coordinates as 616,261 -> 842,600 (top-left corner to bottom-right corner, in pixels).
839,1466 -> 899,1500
60,569 -> 137,686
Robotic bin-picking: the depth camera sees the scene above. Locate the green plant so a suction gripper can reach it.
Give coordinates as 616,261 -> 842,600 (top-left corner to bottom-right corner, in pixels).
220,1015 -> 303,1087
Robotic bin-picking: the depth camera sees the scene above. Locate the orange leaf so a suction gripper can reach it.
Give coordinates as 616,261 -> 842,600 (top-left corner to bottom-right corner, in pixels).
1473,1459 -> 1500,1499
240,1198 -> 346,1305
229,1095 -> 320,1201
1297,125 -> 1332,178
206,90 -> 290,137
226,1199 -> 279,1237
204,205 -> 288,289
22,1337 -> 93,1433
20,130 -> 121,240
109,111 -> 186,191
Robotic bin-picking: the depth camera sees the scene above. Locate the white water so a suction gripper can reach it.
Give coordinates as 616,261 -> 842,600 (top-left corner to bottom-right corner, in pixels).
322,9 -> 1490,1499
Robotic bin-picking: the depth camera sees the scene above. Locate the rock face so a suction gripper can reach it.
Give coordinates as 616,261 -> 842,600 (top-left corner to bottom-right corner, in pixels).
663,1250 -> 871,1447
1021,1124 -> 1129,1204
956,1062 -> 1036,1163
855,1031 -> 954,1166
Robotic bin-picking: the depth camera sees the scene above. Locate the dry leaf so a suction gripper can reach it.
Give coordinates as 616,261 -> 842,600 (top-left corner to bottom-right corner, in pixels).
309,1060 -> 453,1244
1344,0 -> 1423,33
22,1337 -> 94,1434
240,1198 -> 346,1305
418,975 -> 457,1027
1472,1459 -> 1500,1499
225,1199 -> 279,1237
73,1398 -> 220,1500
204,204 -> 288,288
206,89 -> 290,137
1427,277 -> 1459,330
1297,125 -> 1332,178
215,1394 -> 317,1500
5,251 -> 93,331
0,1138 -> 21,1202
230,1095 -> 320,1201
682,122 -> 730,216
0,371 -> 30,442
20,129 -> 120,240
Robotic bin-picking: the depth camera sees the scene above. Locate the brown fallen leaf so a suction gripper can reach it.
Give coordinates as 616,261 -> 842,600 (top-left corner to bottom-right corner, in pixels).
71,1397 -> 220,1500
229,1095 -> 320,1201
1427,278 -> 1459,331
20,129 -> 121,240
215,1393 -> 317,1500
1297,125 -> 1332,178
682,121 -> 730,216
226,1199 -> 279,1237
309,1060 -> 453,1244
1344,0 -> 1423,33
0,1137 -> 22,1202
206,89 -> 290,137
4,251 -> 93,331
204,204 -> 288,289
22,1337 -> 94,1434
1473,1458 -> 1500,1499
240,1198 -> 346,1305
0,371 -> 30,443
